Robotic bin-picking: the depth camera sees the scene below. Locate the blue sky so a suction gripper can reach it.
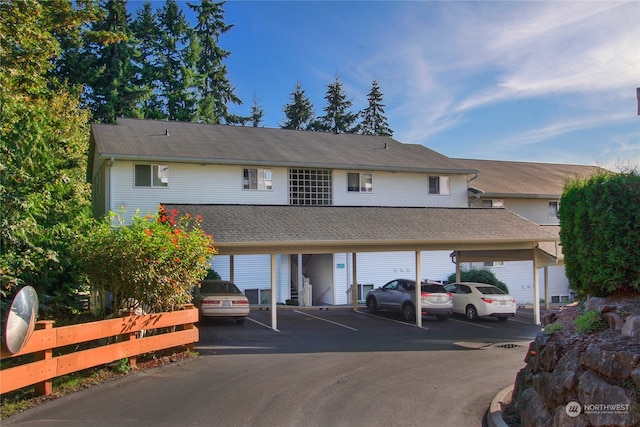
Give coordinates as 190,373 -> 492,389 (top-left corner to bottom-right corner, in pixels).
134,1 -> 640,168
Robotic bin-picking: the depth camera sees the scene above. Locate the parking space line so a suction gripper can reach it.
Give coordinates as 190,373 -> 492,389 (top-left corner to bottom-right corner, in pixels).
448,317 -> 492,329
246,316 -> 279,332
356,310 -> 428,330
294,310 -> 358,331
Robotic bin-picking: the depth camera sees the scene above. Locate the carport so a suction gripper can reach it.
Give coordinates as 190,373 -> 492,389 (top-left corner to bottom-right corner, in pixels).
166,204 -> 558,329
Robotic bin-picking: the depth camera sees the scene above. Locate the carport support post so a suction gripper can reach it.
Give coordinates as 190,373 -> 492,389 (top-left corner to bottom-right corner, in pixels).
415,251 -> 422,328
271,253 -> 278,331
532,254 -> 541,325
455,252 -> 461,283
229,255 -> 234,283
352,252 -> 358,311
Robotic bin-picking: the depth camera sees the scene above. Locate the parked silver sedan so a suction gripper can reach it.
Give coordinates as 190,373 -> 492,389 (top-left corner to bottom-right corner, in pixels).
192,280 -> 250,324
365,279 -> 453,321
444,282 -> 516,321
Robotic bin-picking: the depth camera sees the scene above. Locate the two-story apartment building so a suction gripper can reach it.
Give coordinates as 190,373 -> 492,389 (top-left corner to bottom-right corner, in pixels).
89,118 -> 570,326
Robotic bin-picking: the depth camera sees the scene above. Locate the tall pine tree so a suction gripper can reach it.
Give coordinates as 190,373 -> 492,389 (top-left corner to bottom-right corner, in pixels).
312,76 -> 358,134
188,0 -> 241,124
86,0 -> 149,123
249,93 -> 264,127
281,82 -> 314,130
357,79 -> 393,136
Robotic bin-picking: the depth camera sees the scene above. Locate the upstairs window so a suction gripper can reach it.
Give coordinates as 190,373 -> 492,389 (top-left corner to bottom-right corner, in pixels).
135,164 -> 169,187
549,201 -> 559,218
347,172 -> 373,192
428,175 -> 450,195
483,199 -> 504,208
243,168 -> 272,190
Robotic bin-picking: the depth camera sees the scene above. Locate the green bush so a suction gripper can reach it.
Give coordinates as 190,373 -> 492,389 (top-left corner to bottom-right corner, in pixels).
447,268 -> 510,294
76,206 -> 217,316
559,170 -> 640,296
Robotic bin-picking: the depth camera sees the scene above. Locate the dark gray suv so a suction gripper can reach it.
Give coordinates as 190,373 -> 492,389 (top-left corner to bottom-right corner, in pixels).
365,279 -> 453,321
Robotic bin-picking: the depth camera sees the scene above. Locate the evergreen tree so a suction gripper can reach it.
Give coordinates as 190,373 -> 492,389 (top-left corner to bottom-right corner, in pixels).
249,94 -> 264,127
188,0 -> 242,124
0,0 -> 94,316
131,1 -> 164,119
358,79 -> 393,136
155,0 -> 198,121
312,76 -> 358,134
281,82 -> 314,130
86,0 -> 149,123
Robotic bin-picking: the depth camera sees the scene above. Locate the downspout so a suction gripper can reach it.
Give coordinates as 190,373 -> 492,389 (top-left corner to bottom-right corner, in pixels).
109,157 -> 114,214
467,172 -> 483,207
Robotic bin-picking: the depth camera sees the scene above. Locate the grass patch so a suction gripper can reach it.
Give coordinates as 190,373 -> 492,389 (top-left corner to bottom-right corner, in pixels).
574,310 -> 608,333
544,322 -> 564,335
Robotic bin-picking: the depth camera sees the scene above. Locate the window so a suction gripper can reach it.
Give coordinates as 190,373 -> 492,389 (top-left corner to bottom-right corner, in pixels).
347,172 -> 373,192
243,168 -> 272,190
483,261 -> 504,267
549,201 -> 559,218
289,169 -> 332,205
483,199 -> 504,208
428,176 -> 450,195
135,164 -> 169,187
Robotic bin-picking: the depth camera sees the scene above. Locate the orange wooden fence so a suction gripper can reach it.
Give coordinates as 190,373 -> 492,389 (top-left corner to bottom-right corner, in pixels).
0,304 -> 198,396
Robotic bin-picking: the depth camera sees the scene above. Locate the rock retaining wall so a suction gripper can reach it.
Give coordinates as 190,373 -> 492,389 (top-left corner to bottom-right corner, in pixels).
507,296 -> 640,427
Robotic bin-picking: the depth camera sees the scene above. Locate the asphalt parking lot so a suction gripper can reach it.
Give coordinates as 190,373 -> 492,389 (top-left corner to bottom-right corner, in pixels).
5,308 -> 547,427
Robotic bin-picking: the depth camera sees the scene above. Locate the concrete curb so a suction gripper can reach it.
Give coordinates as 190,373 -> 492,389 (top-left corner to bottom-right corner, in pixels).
488,385 -> 514,427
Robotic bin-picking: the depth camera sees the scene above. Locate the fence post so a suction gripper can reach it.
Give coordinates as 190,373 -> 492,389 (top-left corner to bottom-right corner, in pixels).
124,310 -> 137,369
183,304 -> 195,352
34,321 -> 55,396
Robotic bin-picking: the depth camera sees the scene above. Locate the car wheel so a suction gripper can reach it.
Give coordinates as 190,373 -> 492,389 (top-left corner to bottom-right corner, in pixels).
366,297 -> 378,313
236,318 -> 246,325
436,314 -> 449,321
465,305 -> 479,321
497,316 -> 509,322
402,303 -> 416,322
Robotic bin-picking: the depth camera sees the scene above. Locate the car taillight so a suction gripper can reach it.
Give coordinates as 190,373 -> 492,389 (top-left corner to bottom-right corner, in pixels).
421,292 -> 431,297
447,293 -> 452,298
481,297 -> 496,304
202,300 -> 220,305
233,300 -> 249,305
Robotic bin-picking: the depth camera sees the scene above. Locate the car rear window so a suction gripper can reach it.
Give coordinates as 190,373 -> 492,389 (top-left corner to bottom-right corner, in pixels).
477,286 -> 506,295
421,284 -> 447,293
201,282 -> 242,294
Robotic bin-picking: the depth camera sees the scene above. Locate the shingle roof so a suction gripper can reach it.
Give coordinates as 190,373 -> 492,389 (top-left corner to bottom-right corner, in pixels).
456,158 -> 604,198
90,118 -> 477,175
164,204 -> 558,255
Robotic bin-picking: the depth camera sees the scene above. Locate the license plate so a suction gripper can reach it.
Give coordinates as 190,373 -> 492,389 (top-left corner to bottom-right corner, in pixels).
500,301 -> 507,305
221,301 -> 232,307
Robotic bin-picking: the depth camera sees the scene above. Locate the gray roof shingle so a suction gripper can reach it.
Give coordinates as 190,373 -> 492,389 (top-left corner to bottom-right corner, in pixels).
456,158 -> 604,197
164,204 -> 557,255
90,118 -> 477,175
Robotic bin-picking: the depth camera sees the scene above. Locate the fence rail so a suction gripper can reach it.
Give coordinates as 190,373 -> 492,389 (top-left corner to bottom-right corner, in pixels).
0,304 -> 198,396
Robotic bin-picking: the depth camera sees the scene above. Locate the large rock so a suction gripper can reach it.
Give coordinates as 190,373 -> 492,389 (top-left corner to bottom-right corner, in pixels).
578,370 -> 640,427
581,340 -> 640,380
518,387 -> 550,427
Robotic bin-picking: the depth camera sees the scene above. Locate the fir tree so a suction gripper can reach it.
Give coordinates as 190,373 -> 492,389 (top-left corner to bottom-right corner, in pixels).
188,0 -> 242,124
281,82 -> 314,130
358,79 -> 393,136
249,93 -> 264,127
312,76 -> 358,134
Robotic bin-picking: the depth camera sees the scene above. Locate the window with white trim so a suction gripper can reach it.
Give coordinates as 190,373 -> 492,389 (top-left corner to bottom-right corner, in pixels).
347,172 -> 373,192
549,201 -> 559,218
428,175 -> 450,195
134,164 -> 169,187
483,199 -> 504,208
483,261 -> 504,267
243,168 -> 272,190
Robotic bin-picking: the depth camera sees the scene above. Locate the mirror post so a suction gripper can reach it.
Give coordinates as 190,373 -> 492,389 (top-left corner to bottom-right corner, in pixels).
34,320 -> 54,396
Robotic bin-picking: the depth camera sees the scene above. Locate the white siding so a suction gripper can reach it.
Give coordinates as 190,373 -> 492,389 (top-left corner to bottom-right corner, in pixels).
503,199 -> 560,225
109,161 -> 289,220
210,254 -> 289,303
333,171 -> 469,207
